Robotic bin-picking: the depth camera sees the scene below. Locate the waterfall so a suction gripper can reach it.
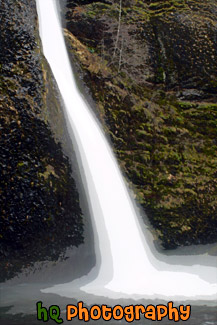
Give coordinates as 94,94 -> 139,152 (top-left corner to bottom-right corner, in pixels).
36,0 -> 217,302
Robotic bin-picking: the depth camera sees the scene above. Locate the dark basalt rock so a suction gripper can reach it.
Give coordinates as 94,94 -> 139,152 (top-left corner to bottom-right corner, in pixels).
0,0 -> 84,281
64,0 -> 217,248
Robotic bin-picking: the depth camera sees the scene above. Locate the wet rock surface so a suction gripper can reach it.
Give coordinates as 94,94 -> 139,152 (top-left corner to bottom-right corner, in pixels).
64,0 -> 217,248
0,0 -> 84,281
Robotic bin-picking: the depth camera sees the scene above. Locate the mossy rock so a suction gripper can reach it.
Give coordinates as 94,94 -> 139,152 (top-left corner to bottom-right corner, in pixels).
0,0 -> 84,281
64,0 -> 217,248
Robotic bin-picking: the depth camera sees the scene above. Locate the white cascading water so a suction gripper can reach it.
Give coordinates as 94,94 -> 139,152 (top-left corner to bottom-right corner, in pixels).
36,0 -> 217,302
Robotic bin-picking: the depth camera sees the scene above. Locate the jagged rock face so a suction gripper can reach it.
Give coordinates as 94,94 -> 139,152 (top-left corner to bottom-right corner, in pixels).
66,0 -> 217,98
64,0 -> 217,248
0,0 -> 83,281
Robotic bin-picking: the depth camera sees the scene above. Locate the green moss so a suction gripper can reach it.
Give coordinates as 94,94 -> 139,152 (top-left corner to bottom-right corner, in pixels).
65,0 -> 217,248
156,66 -> 165,83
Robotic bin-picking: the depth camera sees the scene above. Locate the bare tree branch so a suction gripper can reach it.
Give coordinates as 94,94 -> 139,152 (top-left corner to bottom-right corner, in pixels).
112,0 -> 122,59
118,37 -> 124,72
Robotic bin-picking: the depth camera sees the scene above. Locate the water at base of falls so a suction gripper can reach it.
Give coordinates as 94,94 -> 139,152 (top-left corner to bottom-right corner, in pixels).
36,0 -> 217,303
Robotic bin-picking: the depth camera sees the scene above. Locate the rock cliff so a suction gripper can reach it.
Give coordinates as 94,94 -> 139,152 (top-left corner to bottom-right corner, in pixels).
0,0 -> 84,281
64,0 -> 217,248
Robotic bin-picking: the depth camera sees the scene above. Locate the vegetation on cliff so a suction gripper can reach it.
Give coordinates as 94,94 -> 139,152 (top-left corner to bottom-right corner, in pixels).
0,0 -> 83,281
64,0 -> 217,248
